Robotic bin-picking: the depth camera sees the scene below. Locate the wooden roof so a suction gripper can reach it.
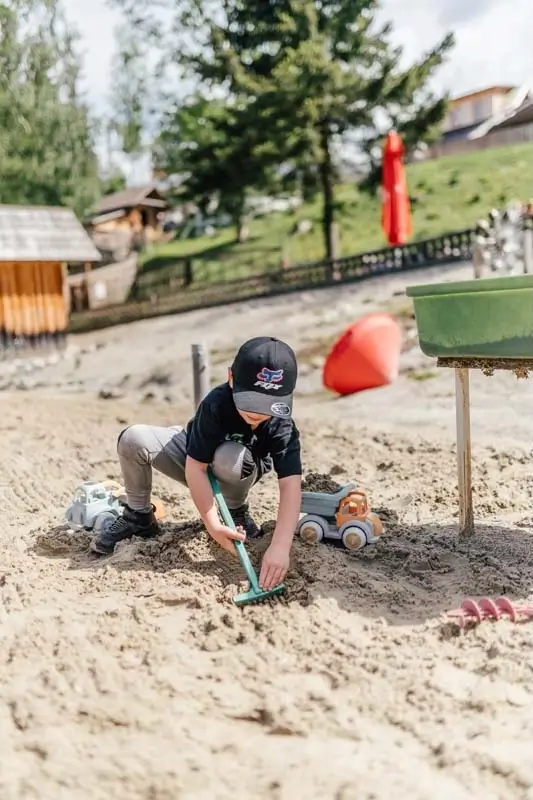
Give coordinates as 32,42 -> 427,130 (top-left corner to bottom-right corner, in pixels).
92,185 -> 169,215
0,205 -> 101,263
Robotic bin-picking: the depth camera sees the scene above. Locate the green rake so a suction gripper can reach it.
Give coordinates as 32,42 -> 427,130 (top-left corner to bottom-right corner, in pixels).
207,468 -> 285,606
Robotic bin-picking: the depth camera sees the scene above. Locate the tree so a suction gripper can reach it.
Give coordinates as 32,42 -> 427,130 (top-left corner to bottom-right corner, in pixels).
109,22 -> 149,157
101,171 -> 127,196
179,0 -> 455,260
0,0 -> 101,217
111,0 -> 455,259
153,94 -> 291,242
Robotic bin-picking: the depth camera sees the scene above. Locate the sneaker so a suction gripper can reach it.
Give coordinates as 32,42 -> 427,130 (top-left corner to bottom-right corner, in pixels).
90,505 -> 159,555
232,504 -> 263,539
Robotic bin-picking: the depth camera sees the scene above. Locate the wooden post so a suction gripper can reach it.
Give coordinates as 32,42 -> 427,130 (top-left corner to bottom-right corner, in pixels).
455,367 -> 474,534
472,240 -> 484,279
184,257 -> 193,287
523,227 -> 533,274
191,343 -> 210,409
331,222 -> 340,281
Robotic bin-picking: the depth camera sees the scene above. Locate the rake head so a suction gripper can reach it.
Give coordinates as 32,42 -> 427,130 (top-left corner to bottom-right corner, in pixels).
232,581 -> 285,607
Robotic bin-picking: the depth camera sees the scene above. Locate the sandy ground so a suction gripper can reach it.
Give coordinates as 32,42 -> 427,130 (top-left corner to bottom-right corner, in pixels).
1,262 -> 532,800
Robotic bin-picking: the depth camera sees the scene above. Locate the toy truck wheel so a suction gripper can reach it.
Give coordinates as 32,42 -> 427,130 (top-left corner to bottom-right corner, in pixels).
339,520 -> 372,551
297,514 -> 328,545
93,510 -> 119,533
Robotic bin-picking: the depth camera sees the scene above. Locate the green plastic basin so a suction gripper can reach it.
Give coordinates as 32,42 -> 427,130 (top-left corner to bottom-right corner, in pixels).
405,274 -> 533,359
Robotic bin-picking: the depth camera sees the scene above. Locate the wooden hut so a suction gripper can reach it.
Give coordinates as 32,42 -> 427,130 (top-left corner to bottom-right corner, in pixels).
0,204 -> 101,358
85,185 -> 170,248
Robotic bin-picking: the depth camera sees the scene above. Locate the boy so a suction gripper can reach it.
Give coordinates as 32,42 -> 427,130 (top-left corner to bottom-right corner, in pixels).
91,336 -> 303,591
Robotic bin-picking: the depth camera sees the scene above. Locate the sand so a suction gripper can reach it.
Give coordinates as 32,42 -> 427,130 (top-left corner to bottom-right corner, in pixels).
1,262 -> 532,800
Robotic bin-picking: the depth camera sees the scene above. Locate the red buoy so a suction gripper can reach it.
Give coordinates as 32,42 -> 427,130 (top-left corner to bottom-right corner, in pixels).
323,313 -> 402,395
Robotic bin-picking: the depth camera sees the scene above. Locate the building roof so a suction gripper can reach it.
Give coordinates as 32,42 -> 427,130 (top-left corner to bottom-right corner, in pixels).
91,185 -> 169,216
0,205 -> 101,262
450,85 -> 516,104
490,98 -> 533,130
88,209 -> 129,226
468,83 -> 532,139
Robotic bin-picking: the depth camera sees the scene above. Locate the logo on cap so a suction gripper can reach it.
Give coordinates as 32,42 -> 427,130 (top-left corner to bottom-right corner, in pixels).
257,367 -> 283,383
255,367 -> 284,391
270,402 -> 291,417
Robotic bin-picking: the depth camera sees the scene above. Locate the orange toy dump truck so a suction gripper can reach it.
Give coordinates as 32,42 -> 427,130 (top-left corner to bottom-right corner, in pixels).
296,483 -> 383,551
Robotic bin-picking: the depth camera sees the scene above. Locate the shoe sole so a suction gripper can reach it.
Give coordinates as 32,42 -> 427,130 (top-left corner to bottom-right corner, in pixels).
89,540 -> 113,556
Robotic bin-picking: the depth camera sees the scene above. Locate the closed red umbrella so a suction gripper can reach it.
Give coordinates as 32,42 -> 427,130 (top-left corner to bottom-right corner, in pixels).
381,130 -> 412,246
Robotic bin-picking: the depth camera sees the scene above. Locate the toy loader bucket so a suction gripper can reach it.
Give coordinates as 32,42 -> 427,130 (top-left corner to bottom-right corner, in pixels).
300,483 -> 355,518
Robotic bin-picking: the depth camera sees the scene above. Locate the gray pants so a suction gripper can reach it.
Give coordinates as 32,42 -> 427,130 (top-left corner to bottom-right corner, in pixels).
116,424 -> 258,511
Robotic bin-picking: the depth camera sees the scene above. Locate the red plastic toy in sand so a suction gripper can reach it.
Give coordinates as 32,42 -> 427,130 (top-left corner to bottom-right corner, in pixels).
447,596 -> 533,628
323,313 -> 402,395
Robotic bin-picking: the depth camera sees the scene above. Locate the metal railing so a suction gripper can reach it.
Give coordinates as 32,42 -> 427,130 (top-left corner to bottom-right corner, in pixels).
68,227 -> 476,333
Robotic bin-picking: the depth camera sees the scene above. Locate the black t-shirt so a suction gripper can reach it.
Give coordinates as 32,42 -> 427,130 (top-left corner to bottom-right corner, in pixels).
185,382 -> 302,479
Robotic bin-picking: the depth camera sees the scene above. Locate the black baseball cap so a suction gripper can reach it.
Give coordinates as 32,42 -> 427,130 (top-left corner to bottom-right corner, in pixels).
231,336 -> 297,419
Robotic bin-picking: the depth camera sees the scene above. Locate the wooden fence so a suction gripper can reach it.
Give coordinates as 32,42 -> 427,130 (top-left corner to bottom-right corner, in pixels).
427,123 -> 533,160
69,227 -> 475,334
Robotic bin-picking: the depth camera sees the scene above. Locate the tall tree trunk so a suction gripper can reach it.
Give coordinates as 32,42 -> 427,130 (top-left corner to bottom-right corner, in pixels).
236,214 -> 249,243
233,192 -> 248,243
319,121 -> 337,275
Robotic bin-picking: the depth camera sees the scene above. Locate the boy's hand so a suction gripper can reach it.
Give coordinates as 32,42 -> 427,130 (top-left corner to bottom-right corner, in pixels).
259,542 -> 290,590
207,523 -> 246,558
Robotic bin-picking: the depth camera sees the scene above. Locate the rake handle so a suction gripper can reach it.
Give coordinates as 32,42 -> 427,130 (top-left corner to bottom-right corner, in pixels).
207,468 -> 261,592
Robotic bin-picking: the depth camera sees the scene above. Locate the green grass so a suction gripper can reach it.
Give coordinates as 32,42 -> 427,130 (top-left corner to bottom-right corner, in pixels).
137,143 -> 533,294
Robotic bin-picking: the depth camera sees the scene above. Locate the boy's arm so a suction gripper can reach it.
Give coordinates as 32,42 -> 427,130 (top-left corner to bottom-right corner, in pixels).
259,474 -> 302,590
184,456 -> 223,533
259,421 -> 303,590
185,456 -> 245,556
184,397 -> 245,556
271,474 -> 302,549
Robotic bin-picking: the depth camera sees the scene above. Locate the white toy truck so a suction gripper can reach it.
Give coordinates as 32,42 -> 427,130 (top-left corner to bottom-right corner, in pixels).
65,480 -> 125,532
65,480 -> 166,533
